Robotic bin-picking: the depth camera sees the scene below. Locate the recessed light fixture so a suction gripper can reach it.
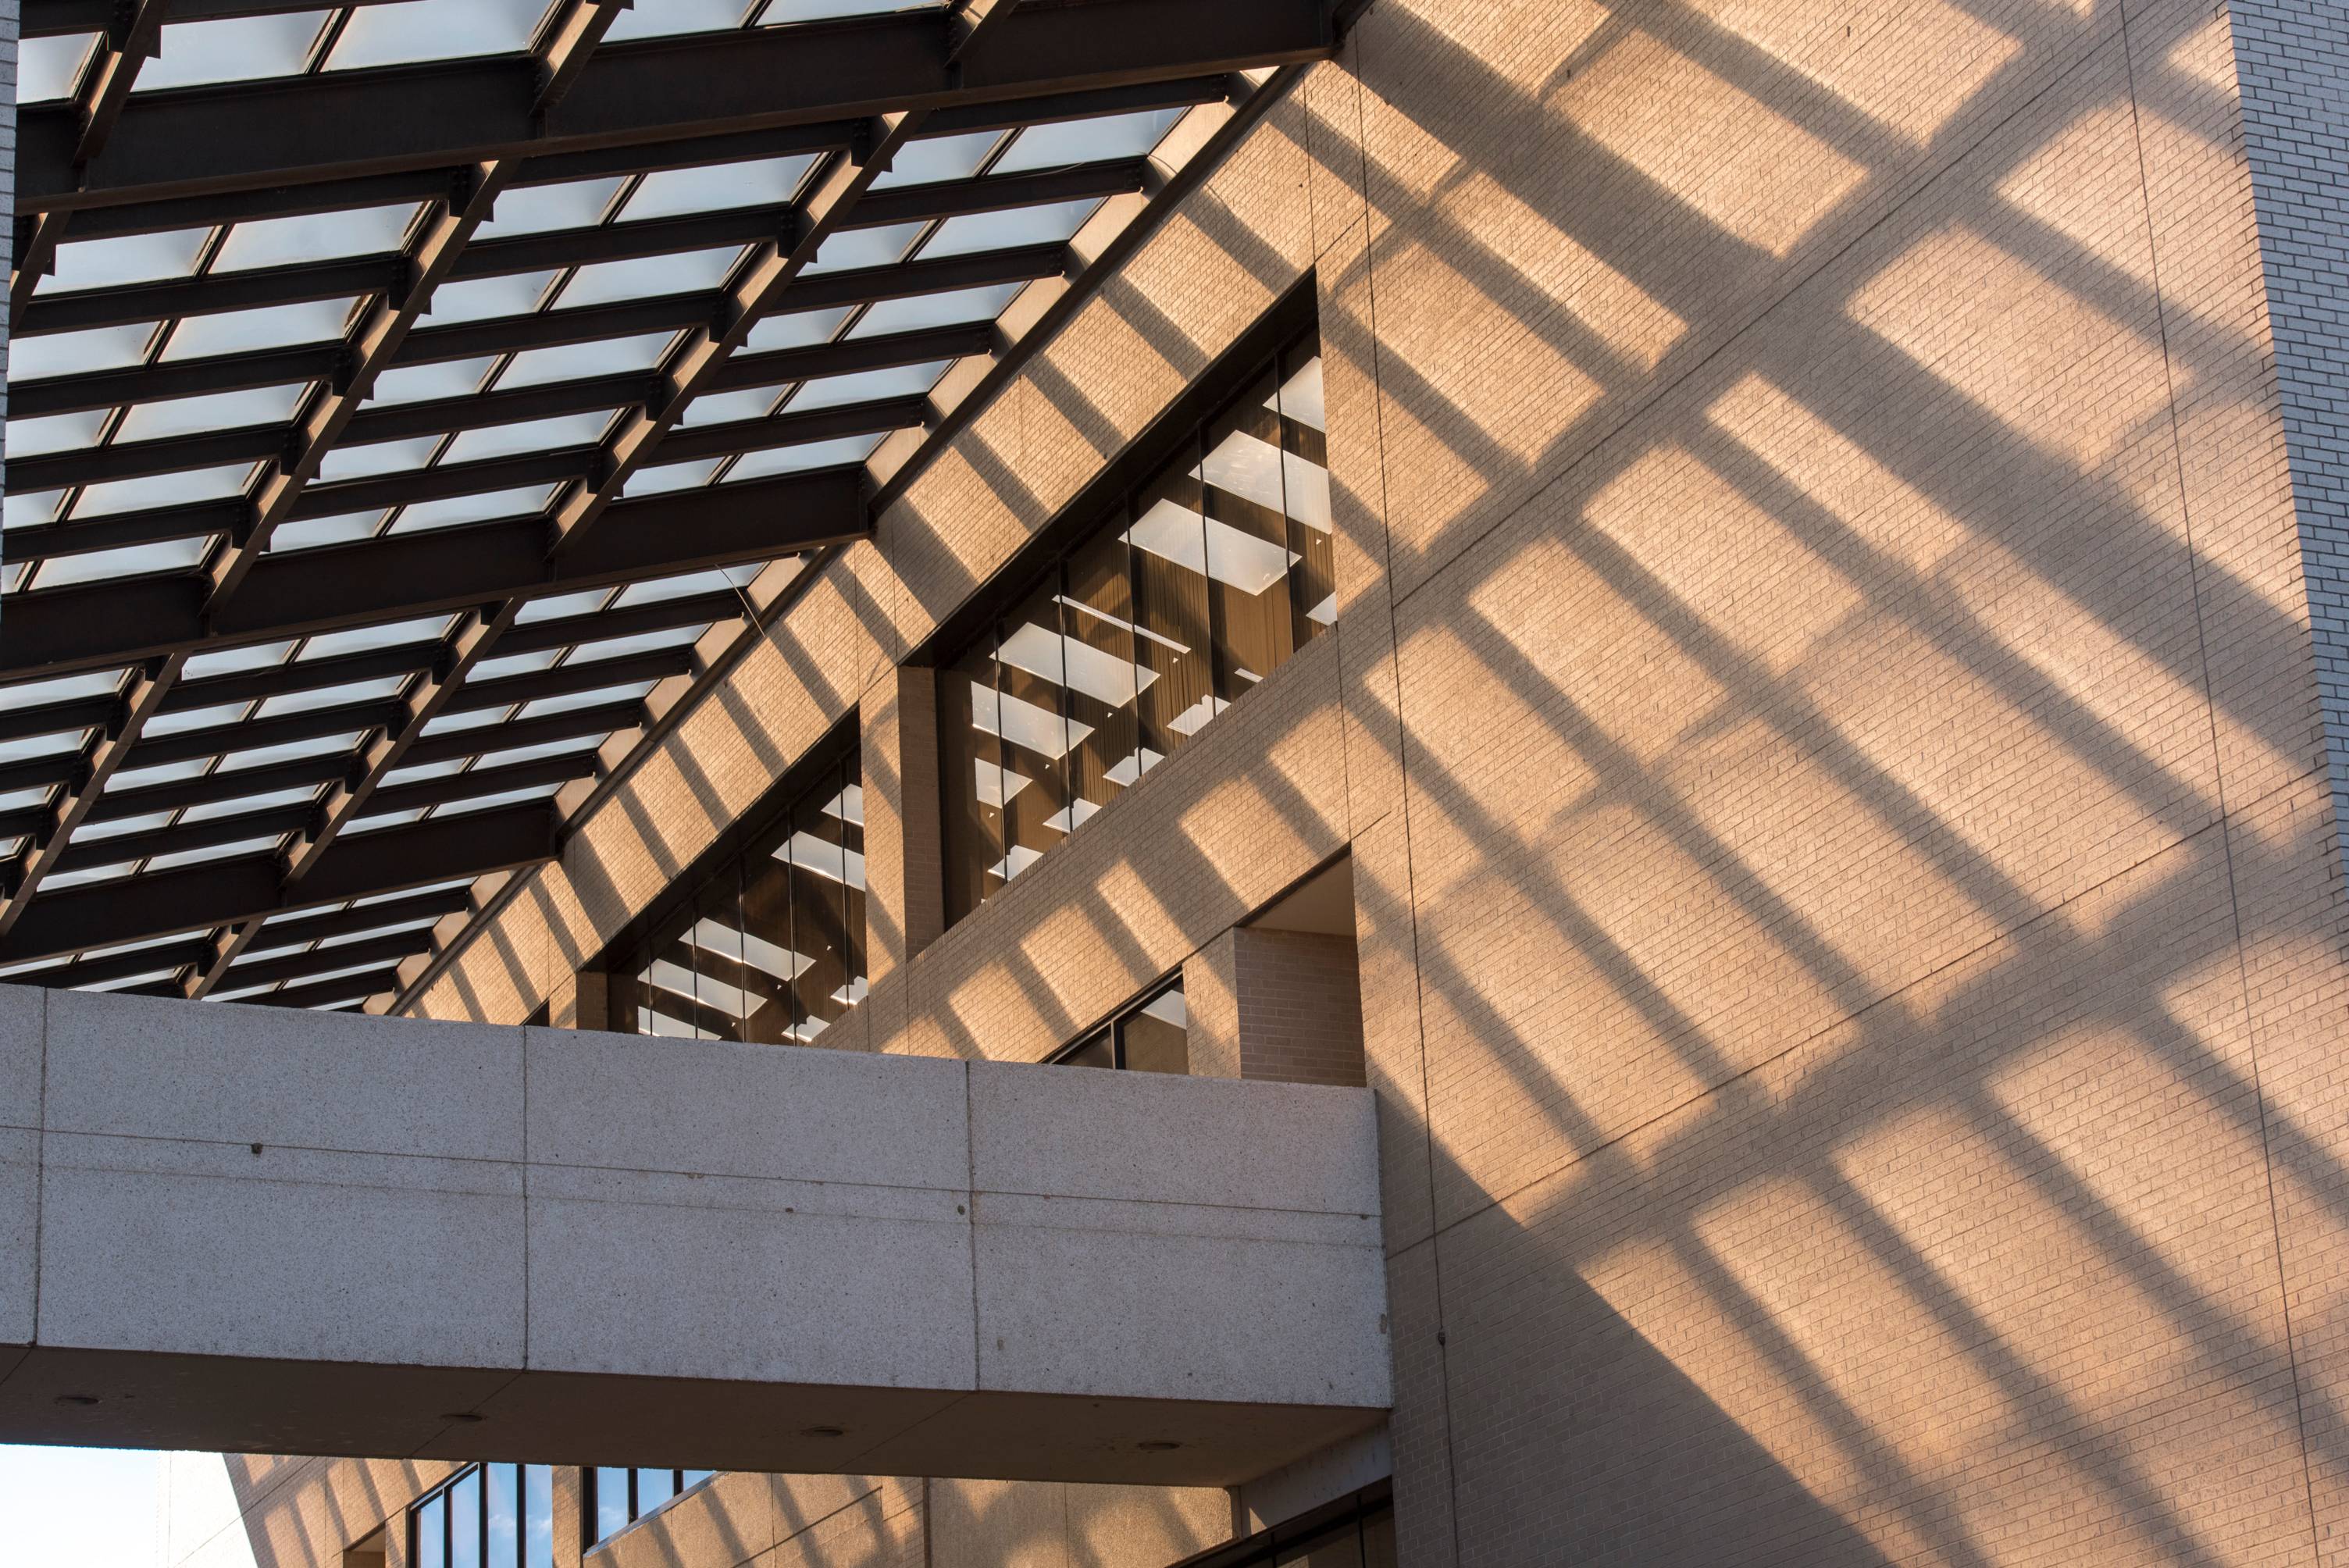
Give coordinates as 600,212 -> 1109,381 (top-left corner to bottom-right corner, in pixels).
1138,1439 -> 1182,1452
799,1425 -> 846,1439
437,1410 -> 485,1423
52,1395 -> 98,1408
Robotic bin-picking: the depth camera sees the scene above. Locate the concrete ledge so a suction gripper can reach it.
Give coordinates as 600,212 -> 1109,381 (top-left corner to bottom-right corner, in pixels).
0,985 -> 1388,1484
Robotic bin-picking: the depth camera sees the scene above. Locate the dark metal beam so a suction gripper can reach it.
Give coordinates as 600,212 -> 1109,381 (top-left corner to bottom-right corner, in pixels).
9,344 -> 343,420
23,0 -> 408,36
216,927 -> 437,992
251,964 -> 407,1010
1,499 -> 249,565
17,2 -> 1333,212
0,938 -> 212,991
398,701 -> 644,770
237,885 -> 473,951
370,750 -> 606,813
0,466 -> 857,679
494,590 -> 746,657
87,756 -> 348,822
17,255 -> 405,336
55,801 -> 315,872
0,801 -> 561,964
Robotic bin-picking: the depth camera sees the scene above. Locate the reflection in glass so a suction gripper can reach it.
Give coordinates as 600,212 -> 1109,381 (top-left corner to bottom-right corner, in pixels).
938,330 -> 1326,923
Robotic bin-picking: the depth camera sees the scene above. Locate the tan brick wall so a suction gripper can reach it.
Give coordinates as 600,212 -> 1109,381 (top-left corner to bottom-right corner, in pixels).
375,0 -> 2349,1562
1229,927 -> 1368,1087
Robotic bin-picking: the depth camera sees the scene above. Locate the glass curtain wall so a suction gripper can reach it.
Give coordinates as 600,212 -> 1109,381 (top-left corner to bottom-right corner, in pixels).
586,1467 -> 718,1549
942,330 -> 1329,923
611,742 -> 865,1042
410,1464 -> 555,1568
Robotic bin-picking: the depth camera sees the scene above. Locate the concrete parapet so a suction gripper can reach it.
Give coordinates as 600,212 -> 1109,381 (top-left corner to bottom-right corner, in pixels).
0,984 -> 1387,1484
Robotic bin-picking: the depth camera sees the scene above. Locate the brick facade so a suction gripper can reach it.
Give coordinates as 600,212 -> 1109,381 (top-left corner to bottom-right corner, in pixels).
211,0 -> 2349,1563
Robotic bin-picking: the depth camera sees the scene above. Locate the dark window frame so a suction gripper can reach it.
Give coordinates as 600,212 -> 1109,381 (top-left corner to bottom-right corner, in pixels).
406,1462 -> 555,1568
1048,971 -> 1187,1072
583,1466 -> 719,1554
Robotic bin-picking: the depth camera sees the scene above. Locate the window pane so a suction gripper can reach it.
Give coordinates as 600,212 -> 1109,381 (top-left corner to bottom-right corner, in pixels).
691,864 -> 750,1043
523,1467 -> 554,1568
1128,441 -> 1216,765
1275,346 -> 1335,643
415,1496 -> 446,1568
635,1466 -> 676,1513
737,816 -> 800,1047
594,1468 -> 630,1542
993,582 -> 1075,890
1199,368 -> 1298,710
1060,1031 -> 1114,1068
681,1470 -> 718,1494
939,639 -> 1005,924
785,770 -> 854,1042
448,1469 -> 481,1568
485,1466 -> 518,1568
1118,982 -> 1188,1075
1060,528 -> 1141,835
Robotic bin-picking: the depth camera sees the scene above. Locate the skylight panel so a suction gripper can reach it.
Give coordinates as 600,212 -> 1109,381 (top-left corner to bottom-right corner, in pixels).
422,271 -> 562,325
421,708 -> 512,737
19,34 -> 98,103
183,786 -> 324,823
516,588 -> 615,623
70,464 -> 252,518
0,786 -> 59,814
495,332 -> 677,390
0,730 -> 87,766
742,306 -> 853,352
31,536 -> 213,590
568,625 -> 711,661
301,617 -> 458,661
469,650 -> 565,679
622,458 -> 725,496
873,131 -> 1004,190
434,782 -> 565,816
849,282 -> 1021,337
144,700 -> 253,738
74,811 -> 178,841
760,0 -> 946,22
0,669 -> 125,707
146,834 -> 289,871
214,205 -> 422,272
556,248 -> 745,309
367,358 -> 501,406
7,410 -> 112,458
615,570 -> 741,608
40,229 -> 210,294
476,737 -> 627,772
139,12 -> 333,91
110,757 -> 214,791
9,323 -> 157,381
804,223 -> 924,274
786,360 -> 946,410
266,513 -> 387,552
259,678 -> 413,718
518,682 -> 659,720
606,0 -> 747,40
2,493 -> 63,529
478,178 -> 629,240
993,109 -> 1185,175
117,383 -> 309,444
440,412 -> 615,465
217,735 -> 364,773
722,433 -> 882,480
326,0 -> 547,70
387,484 -> 558,535
918,199 -> 1100,259
184,641 -> 294,679
677,388 -> 780,426
621,157 -> 818,223
163,298 -> 356,360
317,436 -> 444,482
346,807 -> 430,833
379,758 -> 471,787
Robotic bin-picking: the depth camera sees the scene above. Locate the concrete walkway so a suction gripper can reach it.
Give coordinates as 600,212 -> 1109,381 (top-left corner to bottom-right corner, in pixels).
0,984 -> 1387,1484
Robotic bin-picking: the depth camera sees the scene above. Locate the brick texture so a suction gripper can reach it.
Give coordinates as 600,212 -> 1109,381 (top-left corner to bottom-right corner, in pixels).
362,3 -> 2349,1564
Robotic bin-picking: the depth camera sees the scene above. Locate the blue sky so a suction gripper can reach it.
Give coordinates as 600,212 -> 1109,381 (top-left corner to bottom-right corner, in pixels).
0,1445 -> 166,1567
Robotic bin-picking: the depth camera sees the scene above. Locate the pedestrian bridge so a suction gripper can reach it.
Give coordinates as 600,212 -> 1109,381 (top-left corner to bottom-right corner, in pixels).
0,984 -> 1387,1485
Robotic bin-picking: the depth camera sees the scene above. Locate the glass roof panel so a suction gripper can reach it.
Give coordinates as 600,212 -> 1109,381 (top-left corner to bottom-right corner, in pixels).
10,323 -> 157,381
388,484 -> 558,535
441,411 -> 615,465
849,281 -> 1021,337
301,616 -> 457,661
163,298 -> 356,360
117,383 -> 310,444
677,387 -> 779,426
19,34 -> 98,104
614,570 -> 740,607
267,512 -> 389,552
421,707 -> 512,736
346,807 -> 430,833
2,492 -> 62,529
70,464 -> 252,517
44,864 -> 140,891
804,223 -> 923,274
515,588 -> 613,623
787,359 -> 946,410
217,735 -> 362,772
144,700 -> 251,737
422,271 -> 561,325
607,0 -> 749,39
434,782 -> 565,815
0,730 -> 87,765
0,786 -> 59,814
478,178 -> 629,240
146,834 -> 289,871
7,410 -> 112,458
760,0 -> 945,22
367,358 -> 499,405
260,677 -> 413,718
723,432 -> 882,480
993,109 -> 1185,175
742,306 -> 853,352
75,811 -> 179,841
138,13 -> 330,92
496,331 -> 676,390
918,199 -> 1100,260
622,458 -> 725,496
326,0 -> 548,70
568,625 -> 710,661
873,131 -> 1005,190
556,247 -> 744,309
40,229 -> 211,294
476,736 -> 627,772
469,650 -> 565,679
0,669 -> 125,707
184,641 -> 294,678
32,536 -> 213,590
621,156 -> 817,223
110,757 -> 212,790
317,436 -> 444,482
184,786 -> 324,824
380,758 -> 471,786
214,204 -> 421,273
